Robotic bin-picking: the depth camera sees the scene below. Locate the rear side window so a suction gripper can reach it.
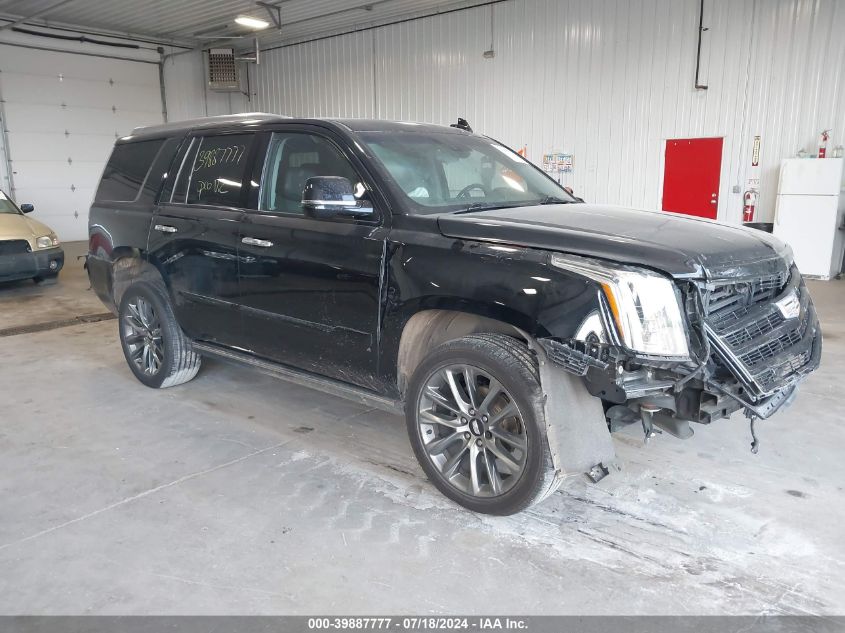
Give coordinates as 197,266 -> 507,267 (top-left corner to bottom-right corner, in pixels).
96,139 -> 164,202
170,134 -> 254,207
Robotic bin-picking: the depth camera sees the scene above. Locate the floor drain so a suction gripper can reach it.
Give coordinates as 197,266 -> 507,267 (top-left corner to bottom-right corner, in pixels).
0,312 -> 116,337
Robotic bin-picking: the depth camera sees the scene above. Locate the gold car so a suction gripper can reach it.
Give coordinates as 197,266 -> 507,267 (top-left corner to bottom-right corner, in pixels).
0,189 -> 64,284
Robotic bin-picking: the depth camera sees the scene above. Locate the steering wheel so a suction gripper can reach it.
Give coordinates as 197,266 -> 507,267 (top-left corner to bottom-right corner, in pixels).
456,183 -> 489,199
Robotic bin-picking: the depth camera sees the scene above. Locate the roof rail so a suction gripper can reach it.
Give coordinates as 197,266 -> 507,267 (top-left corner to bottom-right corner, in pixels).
126,112 -> 291,138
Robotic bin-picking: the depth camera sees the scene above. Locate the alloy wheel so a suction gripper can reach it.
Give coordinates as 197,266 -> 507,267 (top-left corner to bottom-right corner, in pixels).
122,296 -> 164,376
417,363 -> 528,498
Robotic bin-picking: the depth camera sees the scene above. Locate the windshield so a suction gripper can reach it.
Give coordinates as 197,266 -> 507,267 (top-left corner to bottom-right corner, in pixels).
359,131 -> 575,214
0,190 -> 21,215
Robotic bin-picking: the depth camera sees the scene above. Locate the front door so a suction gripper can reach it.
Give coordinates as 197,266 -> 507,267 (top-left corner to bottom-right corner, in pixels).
149,131 -> 258,347
662,137 -> 723,219
237,128 -> 387,389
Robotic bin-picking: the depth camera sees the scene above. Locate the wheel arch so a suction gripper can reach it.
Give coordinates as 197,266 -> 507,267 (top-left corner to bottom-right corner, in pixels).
395,307 -> 617,484
395,308 -> 533,396
111,254 -> 165,309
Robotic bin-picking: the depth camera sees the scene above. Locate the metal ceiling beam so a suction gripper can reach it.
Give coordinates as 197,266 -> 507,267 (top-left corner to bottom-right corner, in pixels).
280,0 -> 390,30
0,0 -> 80,31
256,1 -> 283,30
228,0 -> 401,52
156,0 -> 486,60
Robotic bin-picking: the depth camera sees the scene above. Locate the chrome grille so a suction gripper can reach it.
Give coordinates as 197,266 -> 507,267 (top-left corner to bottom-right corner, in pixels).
754,349 -> 813,394
0,239 -> 31,256
722,311 -> 784,347
699,265 -> 819,399
705,269 -> 790,323
738,319 -> 807,367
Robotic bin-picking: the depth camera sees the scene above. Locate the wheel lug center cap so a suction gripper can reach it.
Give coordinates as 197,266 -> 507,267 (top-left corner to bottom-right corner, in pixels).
468,418 -> 485,437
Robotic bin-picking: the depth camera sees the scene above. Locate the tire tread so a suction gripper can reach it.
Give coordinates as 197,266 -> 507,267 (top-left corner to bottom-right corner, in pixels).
119,280 -> 200,389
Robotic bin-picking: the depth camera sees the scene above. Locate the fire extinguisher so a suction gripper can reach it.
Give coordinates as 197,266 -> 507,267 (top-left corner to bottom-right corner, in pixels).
743,189 -> 758,223
819,130 -> 831,158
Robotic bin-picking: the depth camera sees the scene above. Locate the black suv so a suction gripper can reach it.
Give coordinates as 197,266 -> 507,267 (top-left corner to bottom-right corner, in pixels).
88,113 -> 821,515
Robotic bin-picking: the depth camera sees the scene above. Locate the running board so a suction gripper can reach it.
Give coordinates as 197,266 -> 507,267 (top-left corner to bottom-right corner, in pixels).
192,341 -> 403,415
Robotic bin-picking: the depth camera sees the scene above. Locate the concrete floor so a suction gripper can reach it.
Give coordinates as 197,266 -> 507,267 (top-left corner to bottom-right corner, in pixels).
0,241 -> 111,335
1,242 -> 843,615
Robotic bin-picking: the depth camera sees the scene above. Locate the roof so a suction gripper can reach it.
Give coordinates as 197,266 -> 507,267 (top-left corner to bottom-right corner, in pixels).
126,112 -> 291,140
330,119 -> 470,134
124,113 -> 471,142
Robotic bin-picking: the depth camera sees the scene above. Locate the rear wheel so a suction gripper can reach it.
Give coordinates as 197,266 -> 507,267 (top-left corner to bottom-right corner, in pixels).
405,334 -> 559,515
118,281 -> 201,388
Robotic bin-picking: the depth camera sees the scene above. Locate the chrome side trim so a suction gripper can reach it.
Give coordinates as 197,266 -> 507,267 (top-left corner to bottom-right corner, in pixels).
301,199 -> 359,206
241,236 -> 273,247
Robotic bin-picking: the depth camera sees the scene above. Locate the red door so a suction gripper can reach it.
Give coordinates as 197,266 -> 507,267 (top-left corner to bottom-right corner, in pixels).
662,137 -> 723,219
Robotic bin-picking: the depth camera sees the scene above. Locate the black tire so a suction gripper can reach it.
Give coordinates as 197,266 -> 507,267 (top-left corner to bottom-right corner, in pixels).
118,281 -> 201,389
405,333 -> 559,515
33,273 -> 58,285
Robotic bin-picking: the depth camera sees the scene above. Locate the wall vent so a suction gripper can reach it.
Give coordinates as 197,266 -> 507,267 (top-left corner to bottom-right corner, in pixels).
207,48 -> 239,91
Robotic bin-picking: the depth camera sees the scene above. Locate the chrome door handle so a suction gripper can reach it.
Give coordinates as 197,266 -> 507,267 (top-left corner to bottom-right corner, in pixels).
154,224 -> 178,233
242,237 -> 274,248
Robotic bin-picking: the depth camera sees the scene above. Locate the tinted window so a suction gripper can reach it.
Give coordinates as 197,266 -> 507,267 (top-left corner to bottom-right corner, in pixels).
169,137 -> 200,204
170,134 -> 253,207
96,139 -> 164,202
359,132 -> 574,214
259,132 -> 361,214
139,136 -> 182,204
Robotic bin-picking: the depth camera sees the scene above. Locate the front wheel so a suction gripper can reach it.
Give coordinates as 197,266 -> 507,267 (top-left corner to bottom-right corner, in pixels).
118,281 -> 201,388
405,334 -> 559,515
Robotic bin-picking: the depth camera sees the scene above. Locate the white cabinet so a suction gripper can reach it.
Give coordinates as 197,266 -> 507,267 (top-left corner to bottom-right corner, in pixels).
773,159 -> 845,279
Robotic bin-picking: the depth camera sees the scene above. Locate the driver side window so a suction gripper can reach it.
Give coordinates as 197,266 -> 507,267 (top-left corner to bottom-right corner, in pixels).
260,132 -> 361,214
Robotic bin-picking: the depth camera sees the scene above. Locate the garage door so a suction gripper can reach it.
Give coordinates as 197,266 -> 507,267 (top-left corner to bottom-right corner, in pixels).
0,45 -> 163,242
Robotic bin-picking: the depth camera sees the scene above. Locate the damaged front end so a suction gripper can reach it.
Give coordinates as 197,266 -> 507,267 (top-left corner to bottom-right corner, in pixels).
540,254 -> 822,456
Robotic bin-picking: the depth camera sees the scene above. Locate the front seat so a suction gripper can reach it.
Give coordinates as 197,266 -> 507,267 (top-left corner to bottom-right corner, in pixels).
278,163 -> 320,213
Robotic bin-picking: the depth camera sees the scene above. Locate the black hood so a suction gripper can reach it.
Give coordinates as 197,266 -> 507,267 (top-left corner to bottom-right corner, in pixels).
437,203 -> 790,279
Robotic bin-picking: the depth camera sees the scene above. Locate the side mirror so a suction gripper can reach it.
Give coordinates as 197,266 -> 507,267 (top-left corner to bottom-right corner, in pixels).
302,177 -> 373,219
20,203 -> 34,213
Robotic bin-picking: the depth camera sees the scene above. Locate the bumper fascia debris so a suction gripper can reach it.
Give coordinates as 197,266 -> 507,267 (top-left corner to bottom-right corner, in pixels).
538,263 -> 820,445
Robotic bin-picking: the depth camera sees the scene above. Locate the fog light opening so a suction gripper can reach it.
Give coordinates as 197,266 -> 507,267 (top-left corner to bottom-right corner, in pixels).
49,260 -> 58,271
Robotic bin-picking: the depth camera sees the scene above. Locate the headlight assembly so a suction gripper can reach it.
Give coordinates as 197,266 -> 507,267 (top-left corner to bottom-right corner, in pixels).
35,234 -> 59,249
551,253 -> 690,359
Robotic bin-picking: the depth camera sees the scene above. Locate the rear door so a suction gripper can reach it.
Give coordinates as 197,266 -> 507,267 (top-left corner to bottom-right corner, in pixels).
149,131 -> 259,347
237,125 -> 388,388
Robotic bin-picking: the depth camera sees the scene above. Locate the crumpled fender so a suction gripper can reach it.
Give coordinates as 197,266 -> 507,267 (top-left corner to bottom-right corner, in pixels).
529,339 -> 617,477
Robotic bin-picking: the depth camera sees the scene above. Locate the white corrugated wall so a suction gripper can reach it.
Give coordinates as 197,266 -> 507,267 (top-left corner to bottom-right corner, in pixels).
162,49 -> 251,121
238,0 -> 845,224
251,30 -> 377,118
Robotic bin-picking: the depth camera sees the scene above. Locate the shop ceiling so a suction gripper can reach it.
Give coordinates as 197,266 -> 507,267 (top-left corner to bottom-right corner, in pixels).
0,0 -> 494,49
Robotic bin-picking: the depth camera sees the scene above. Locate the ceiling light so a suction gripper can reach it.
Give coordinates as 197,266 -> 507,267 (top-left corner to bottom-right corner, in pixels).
235,15 -> 269,29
